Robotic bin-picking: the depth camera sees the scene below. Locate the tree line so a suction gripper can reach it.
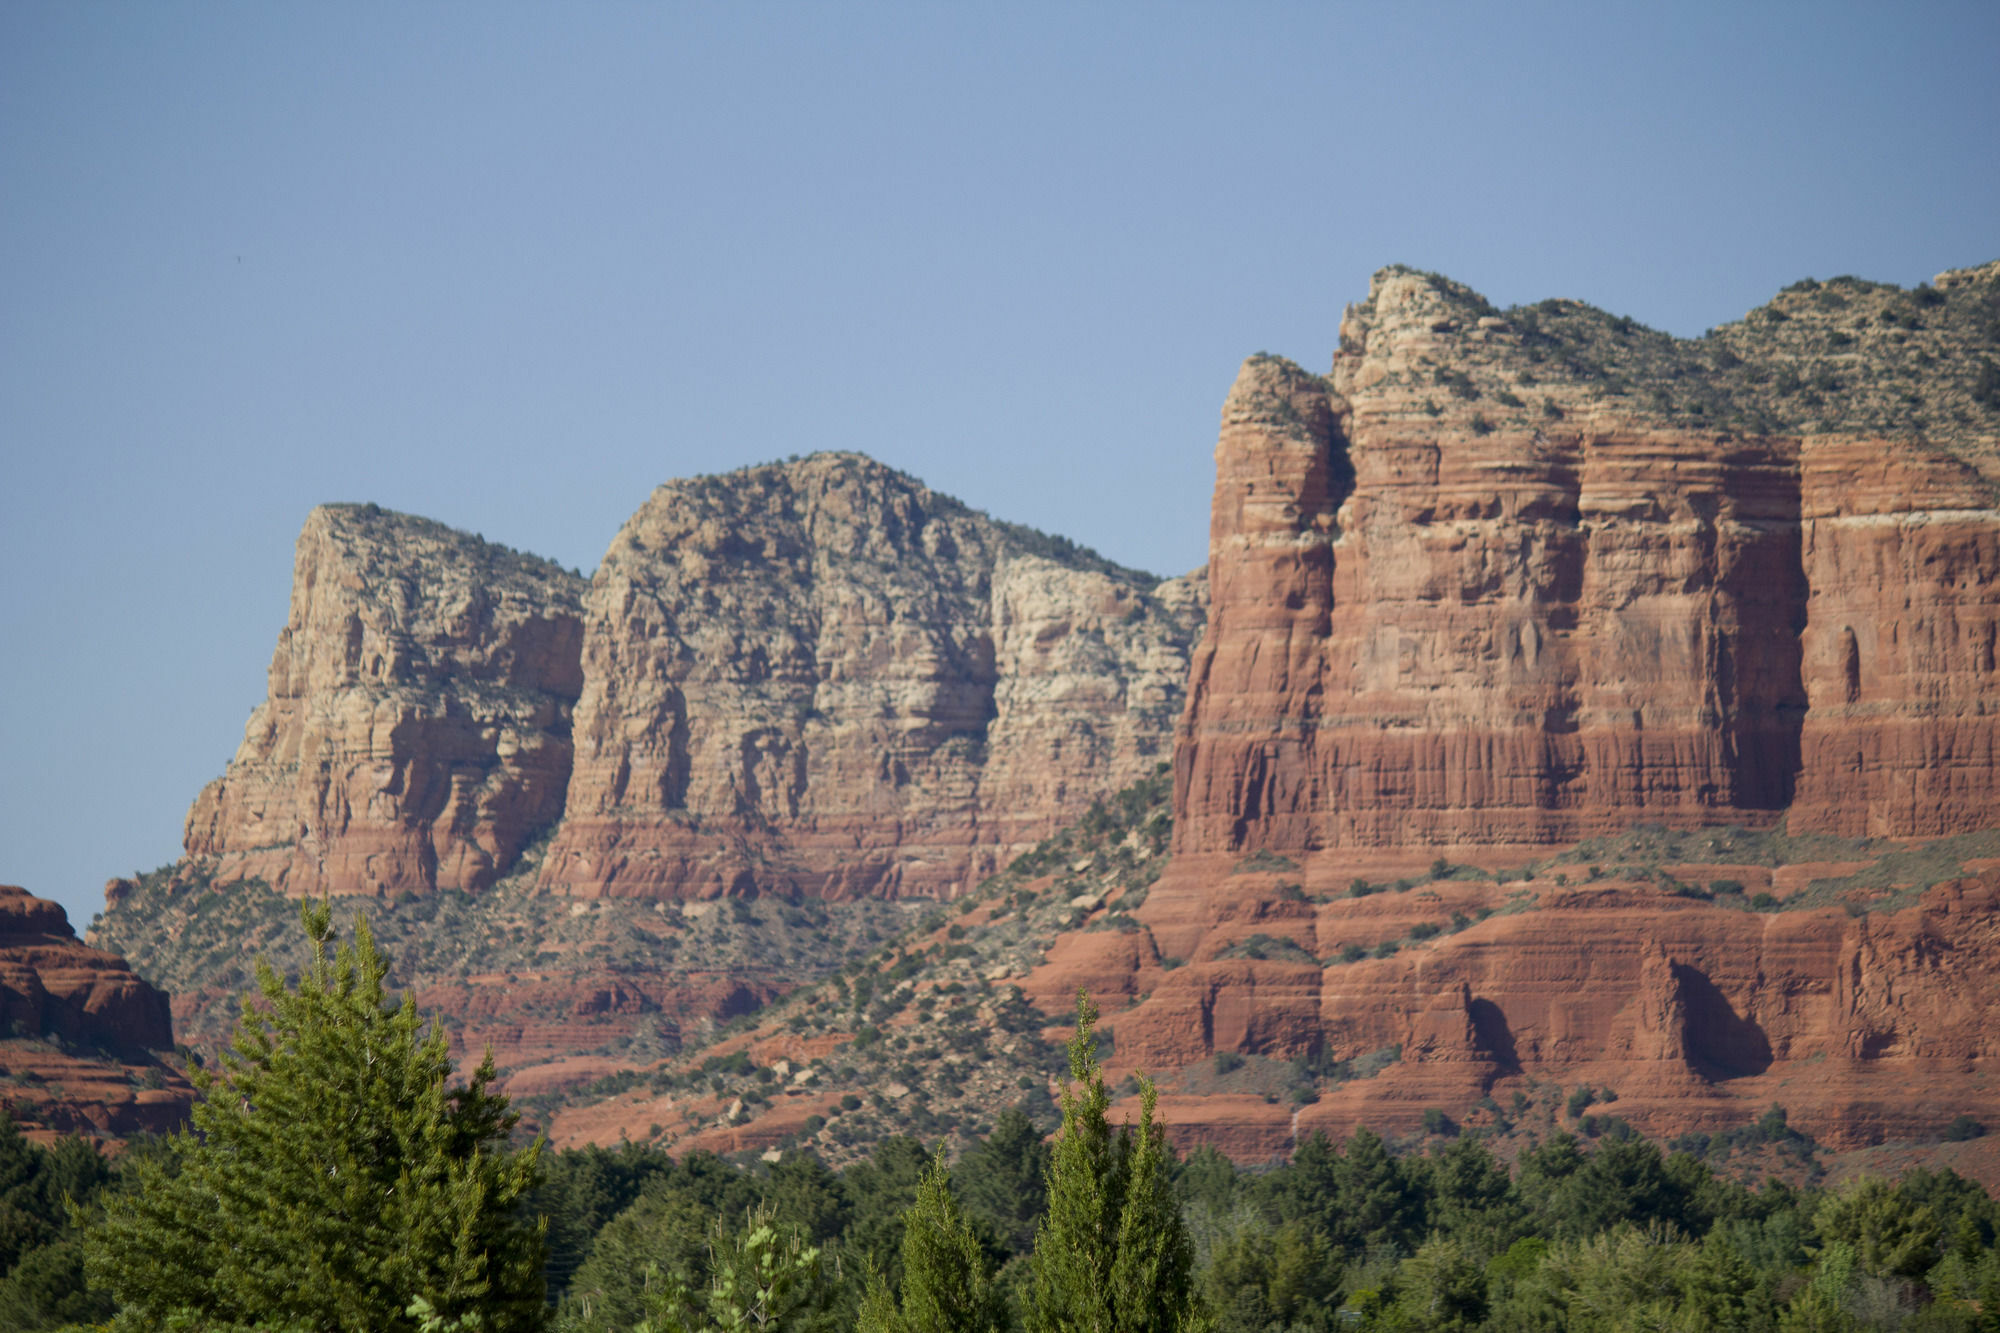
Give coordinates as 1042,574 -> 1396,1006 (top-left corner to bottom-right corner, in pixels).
2,906 -> 1997,1330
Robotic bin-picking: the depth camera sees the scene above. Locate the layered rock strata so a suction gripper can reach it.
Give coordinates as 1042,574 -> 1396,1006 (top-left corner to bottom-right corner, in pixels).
1101,862 -> 2000,1152
1176,262 -> 2000,856
0,885 -> 189,1138
539,453 -> 1204,899
182,505 -> 588,896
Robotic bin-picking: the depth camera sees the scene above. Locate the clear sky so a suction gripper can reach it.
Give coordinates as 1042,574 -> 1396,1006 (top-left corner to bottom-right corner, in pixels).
4,2 -> 1996,927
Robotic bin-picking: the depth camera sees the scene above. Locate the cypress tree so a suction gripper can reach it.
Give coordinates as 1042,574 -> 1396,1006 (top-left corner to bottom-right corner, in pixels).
85,900 -> 546,1332
1028,991 -> 1119,1333
1107,1075 -> 1199,1333
1028,990 -> 1206,1333
858,1147 -> 1004,1333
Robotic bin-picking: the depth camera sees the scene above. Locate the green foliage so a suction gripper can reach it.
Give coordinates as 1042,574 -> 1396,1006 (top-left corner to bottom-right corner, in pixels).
1028,990 -> 1204,1332
1387,1236 -> 1486,1332
955,1108 -> 1050,1258
0,1115 -> 115,1328
84,901 -> 546,1332
628,1207 -> 831,1333
858,1148 -> 1003,1333
1814,1176 -> 1942,1280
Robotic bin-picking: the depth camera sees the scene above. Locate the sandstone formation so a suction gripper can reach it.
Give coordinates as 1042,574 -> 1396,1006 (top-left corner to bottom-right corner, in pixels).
539,453 -> 1204,899
0,886 -> 189,1139
1175,261 -> 2000,858
182,504 -> 587,896
1100,862 -> 2000,1153
128,260 -> 2000,1169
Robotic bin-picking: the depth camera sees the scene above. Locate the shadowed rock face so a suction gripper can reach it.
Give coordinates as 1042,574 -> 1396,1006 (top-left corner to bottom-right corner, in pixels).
540,453 -> 1205,899
1174,262 -> 2000,857
182,505 -> 588,897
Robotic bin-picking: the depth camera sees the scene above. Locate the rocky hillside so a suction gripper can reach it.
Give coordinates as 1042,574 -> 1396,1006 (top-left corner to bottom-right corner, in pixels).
0,885 -> 189,1141
537,768 -> 2000,1180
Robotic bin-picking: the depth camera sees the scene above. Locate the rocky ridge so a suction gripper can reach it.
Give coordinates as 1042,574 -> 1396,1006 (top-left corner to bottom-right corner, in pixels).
93,259 -> 2000,1172
178,459 -> 1204,906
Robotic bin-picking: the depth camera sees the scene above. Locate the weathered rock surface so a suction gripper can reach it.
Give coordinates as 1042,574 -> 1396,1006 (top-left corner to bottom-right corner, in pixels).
1176,261 -> 2000,857
1128,258 -> 2000,1155
540,453 -> 1204,899
1104,863 -> 2000,1152
0,886 -> 189,1140
183,504 -> 587,896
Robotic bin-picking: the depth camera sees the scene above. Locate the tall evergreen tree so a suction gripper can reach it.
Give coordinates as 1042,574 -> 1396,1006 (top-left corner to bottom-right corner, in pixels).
1028,991 -> 1120,1333
858,1147 -> 1004,1333
1108,1075 -> 1199,1333
1027,990 -> 1206,1333
85,900 -> 546,1332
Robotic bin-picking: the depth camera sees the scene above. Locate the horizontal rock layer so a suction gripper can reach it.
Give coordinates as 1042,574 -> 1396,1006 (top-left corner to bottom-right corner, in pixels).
1092,860 -> 2000,1152
1174,263 -> 2000,856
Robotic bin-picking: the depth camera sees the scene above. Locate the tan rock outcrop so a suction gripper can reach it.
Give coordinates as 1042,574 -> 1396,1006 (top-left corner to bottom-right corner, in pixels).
540,453 -> 1203,899
183,505 -> 587,896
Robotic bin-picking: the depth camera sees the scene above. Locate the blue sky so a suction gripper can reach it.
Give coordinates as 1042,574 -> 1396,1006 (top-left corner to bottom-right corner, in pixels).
4,2 -> 1996,926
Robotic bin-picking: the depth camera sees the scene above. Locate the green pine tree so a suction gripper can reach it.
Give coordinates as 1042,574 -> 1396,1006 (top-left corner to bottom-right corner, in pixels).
1027,990 -> 1205,1333
1107,1075 -> 1199,1333
85,899 -> 547,1332
857,1147 -> 1004,1333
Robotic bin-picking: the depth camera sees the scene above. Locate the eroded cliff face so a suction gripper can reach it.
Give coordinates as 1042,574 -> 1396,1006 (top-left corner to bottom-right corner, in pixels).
0,885 -> 189,1139
541,453 -> 1204,899
1090,861 -> 2000,1154
182,505 -> 587,897
1175,262 -> 2000,856
1108,258 -> 2000,1156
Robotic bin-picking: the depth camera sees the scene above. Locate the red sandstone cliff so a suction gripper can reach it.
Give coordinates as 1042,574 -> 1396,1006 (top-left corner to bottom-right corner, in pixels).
1175,263 -> 2000,857
538,453 -> 1204,899
0,886 -> 189,1140
182,504 -> 588,897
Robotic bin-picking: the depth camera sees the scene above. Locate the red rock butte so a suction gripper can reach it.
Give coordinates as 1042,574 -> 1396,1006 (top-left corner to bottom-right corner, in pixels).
1175,267 -> 2000,860
1106,259 -> 2000,1154
0,885 -> 189,1139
